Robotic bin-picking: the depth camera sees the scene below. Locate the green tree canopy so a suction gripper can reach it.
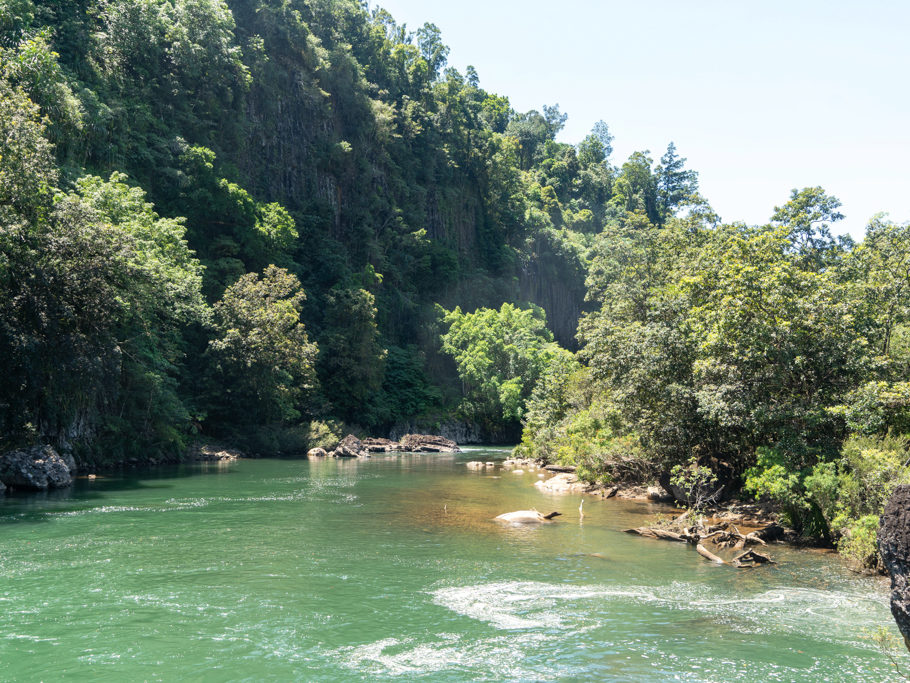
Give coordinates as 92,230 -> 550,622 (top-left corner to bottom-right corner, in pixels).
439,302 -> 566,425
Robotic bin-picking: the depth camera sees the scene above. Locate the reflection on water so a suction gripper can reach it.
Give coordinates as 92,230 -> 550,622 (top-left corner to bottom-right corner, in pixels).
0,447 -> 901,681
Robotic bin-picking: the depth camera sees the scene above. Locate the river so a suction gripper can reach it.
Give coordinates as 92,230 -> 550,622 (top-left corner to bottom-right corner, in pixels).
0,446 -> 901,681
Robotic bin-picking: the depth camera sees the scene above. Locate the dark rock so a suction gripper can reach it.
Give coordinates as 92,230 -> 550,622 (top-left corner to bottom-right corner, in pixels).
754,523 -> 787,543
647,485 -> 673,502
60,451 -> 77,473
879,485 -> 910,651
399,434 -> 459,453
332,434 -> 367,458
0,445 -> 74,490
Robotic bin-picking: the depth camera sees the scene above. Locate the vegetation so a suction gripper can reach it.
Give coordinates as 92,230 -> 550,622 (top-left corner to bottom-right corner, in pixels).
0,0 -> 613,457
523,186 -> 910,568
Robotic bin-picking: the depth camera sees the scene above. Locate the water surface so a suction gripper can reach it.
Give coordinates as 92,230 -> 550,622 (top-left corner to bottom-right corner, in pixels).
0,446 -> 901,681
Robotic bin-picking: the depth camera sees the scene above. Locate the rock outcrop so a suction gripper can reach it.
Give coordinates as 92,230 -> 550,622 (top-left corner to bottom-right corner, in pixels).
0,445 -> 74,490
879,484 -> 910,651
331,434 -> 368,458
191,443 -> 243,462
399,434 -> 459,453
535,472 -> 599,494
361,438 -> 399,453
326,433 -> 460,458
306,447 -> 328,458
389,420 -> 484,444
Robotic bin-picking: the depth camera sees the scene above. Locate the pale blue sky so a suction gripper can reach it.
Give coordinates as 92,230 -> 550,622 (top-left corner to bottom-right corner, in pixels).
371,0 -> 909,238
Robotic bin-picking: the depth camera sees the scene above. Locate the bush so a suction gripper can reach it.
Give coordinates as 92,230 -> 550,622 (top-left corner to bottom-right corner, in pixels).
306,420 -> 343,451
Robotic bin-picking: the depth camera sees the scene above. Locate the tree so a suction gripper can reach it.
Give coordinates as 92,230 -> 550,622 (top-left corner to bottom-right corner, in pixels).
578,214 -> 705,468
439,303 -> 564,425
686,221 -> 866,465
770,187 -> 846,269
848,216 -> 910,357
578,120 -> 614,168
656,142 -> 698,222
610,151 -> 658,221
542,103 -> 568,139
1,168 -> 206,455
317,287 -> 387,426
208,266 -> 317,426
415,22 -> 448,80
0,77 -> 57,222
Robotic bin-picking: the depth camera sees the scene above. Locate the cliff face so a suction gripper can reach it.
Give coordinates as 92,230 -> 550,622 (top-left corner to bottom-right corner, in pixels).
879,485 -> 910,651
220,1 -> 588,347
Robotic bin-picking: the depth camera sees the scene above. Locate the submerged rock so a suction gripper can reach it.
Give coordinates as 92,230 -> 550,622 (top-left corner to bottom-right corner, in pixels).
495,510 -> 561,524
0,445 -> 74,490
879,485 -> 910,651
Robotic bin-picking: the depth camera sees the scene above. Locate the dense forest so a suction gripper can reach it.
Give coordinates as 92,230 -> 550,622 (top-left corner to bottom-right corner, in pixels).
1,0 -> 909,568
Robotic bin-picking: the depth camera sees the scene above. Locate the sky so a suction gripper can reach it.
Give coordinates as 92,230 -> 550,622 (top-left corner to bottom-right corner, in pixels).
369,0 -> 909,238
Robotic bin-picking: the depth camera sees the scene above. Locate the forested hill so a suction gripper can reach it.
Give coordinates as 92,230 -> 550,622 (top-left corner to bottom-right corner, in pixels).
0,0 -> 699,458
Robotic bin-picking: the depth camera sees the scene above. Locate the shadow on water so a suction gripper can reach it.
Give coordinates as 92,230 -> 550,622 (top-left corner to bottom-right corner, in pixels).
0,459 -> 240,524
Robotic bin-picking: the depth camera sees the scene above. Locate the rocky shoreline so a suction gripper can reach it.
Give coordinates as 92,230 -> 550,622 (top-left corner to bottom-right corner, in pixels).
526,464 -> 784,534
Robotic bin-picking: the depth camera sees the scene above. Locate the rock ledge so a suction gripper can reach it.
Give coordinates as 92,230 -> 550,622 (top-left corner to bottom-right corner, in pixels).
0,445 -> 74,491
879,484 -> 910,651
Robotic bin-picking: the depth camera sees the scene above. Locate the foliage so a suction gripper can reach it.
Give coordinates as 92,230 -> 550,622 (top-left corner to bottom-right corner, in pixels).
306,419 -> 342,451
439,303 -> 563,427
207,265 -> 317,429
670,457 -> 719,510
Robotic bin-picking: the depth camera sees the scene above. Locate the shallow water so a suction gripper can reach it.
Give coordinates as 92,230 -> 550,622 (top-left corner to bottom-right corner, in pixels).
0,446 -> 902,681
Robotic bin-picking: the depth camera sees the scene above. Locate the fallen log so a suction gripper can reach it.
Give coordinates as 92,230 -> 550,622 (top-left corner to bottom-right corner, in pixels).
696,543 -> 726,564
652,529 -> 687,542
623,527 -> 659,539
744,531 -> 768,546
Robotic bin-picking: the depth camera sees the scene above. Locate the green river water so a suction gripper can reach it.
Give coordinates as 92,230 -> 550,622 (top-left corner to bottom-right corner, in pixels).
0,446 -> 903,681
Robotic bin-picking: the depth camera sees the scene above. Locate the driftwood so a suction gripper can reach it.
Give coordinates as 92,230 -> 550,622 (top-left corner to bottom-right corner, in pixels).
624,527 -> 659,539
697,543 -> 726,564
624,516 -> 777,568
652,529 -> 687,542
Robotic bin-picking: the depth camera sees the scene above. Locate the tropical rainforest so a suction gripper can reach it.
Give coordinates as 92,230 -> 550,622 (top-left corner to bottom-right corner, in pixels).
1,0 -> 909,568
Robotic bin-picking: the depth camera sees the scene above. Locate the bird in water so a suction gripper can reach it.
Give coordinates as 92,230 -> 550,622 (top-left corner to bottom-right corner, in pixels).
579,498 -> 585,519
